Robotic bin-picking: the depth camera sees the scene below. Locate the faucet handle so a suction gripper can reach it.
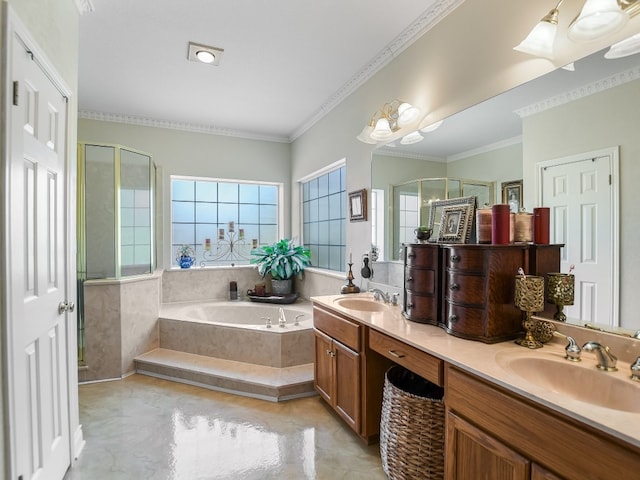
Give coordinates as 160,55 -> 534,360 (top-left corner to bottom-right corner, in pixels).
564,336 -> 581,362
390,293 -> 400,306
631,357 -> 640,382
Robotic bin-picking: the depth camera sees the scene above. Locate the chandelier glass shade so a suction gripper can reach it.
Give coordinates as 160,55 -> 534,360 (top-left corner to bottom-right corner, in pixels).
357,100 -> 422,144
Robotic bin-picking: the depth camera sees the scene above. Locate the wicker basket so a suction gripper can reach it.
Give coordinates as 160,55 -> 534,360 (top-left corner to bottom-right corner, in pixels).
380,366 -> 445,480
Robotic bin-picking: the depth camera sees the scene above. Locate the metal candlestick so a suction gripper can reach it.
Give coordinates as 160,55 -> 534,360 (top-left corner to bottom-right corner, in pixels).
341,262 -> 361,294
514,274 -> 545,349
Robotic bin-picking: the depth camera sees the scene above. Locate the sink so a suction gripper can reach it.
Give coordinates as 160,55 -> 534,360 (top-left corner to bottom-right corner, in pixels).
495,352 -> 640,413
333,298 -> 388,312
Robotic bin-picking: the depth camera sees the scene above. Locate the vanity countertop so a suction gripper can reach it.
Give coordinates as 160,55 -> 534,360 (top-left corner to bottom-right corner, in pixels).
311,293 -> 640,450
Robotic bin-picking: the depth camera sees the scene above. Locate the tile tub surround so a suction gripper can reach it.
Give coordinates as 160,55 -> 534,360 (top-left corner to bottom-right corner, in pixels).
312,293 -> 640,450
158,300 -> 314,368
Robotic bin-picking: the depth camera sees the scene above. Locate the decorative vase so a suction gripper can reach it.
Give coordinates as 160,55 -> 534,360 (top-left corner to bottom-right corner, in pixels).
271,278 -> 292,295
179,255 -> 194,269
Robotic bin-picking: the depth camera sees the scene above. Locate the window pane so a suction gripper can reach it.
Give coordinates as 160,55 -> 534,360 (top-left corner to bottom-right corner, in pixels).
239,184 -> 259,203
218,203 -> 238,223
219,183 -> 238,203
196,181 -> 217,202
173,180 -> 194,201
260,204 -> 277,224
260,185 -> 278,204
172,201 -> 195,223
196,203 -> 217,223
328,169 -> 341,194
172,224 -> 195,245
239,204 -> 259,224
318,174 -> 329,197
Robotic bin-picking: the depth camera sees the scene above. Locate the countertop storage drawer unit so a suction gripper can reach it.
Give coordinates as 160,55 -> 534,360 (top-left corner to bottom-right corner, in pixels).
403,243 -> 440,325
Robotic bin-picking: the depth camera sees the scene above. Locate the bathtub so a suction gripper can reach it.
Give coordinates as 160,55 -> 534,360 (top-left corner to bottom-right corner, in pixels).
157,300 -> 314,368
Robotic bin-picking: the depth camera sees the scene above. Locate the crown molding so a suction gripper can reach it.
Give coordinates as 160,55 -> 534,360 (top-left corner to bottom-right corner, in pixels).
74,0 -> 95,15
375,147 -> 446,163
515,65 -> 640,118
289,0 -> 464,142
447,136 -> 522,163
78,111 -> 290,143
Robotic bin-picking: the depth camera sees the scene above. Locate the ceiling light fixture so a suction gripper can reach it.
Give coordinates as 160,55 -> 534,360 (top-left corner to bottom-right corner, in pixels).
188,42 -> 224,66
514,0 -> 640,61
400,131 -> 424,145
357,100 -> 422,144
604,31 -> 640,57
420,119 -> 444,133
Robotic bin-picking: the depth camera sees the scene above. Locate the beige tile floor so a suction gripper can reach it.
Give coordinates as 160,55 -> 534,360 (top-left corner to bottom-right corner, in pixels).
64,374 -> 387,480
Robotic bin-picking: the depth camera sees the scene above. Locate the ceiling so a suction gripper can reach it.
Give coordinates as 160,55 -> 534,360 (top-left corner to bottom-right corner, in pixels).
78,0 -> 444,142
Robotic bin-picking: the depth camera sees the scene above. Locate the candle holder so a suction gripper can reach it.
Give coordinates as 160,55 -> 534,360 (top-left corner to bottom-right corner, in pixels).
341,262 -> 361,294
546,273 -> 575,322
200,230 -> 254,267
514,274 -> 545,349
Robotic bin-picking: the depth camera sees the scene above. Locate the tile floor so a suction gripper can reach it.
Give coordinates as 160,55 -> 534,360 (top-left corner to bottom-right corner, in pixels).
64,374 -> 387,479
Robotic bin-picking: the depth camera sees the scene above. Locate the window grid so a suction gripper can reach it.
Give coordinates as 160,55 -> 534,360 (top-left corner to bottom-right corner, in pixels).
171,178 -> 279,267
302,165 -> 346,271
398,193 -> 419,245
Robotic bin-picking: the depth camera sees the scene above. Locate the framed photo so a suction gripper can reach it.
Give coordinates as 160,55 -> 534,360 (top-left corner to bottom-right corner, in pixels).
349,189 -> 367,222
438,205 -> 473,243
502,180 -> 523,213
427,196 -> 476,243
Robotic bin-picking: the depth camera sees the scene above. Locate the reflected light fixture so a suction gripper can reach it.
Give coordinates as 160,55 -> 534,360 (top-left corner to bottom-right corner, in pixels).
420,119 -> 444,133
357,100 -> 422,144
568,0 -> 628,41
513,1 -> 562,59
605,31 -> 640,57
400,131 -> 424,145
188,42 -> 225,66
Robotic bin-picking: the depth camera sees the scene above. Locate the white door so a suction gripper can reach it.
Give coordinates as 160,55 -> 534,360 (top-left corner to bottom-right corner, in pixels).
7,32 -> 71,480
540,151 -> 618,327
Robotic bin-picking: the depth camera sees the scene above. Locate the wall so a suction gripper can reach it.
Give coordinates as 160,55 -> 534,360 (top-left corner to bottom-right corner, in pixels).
522,79 -> 640,329
77,119 -> 292,268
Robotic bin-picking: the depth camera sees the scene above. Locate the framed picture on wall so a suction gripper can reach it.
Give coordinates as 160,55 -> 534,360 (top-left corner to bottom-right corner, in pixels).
502,180 -> 523,213
349,189 -> 367,222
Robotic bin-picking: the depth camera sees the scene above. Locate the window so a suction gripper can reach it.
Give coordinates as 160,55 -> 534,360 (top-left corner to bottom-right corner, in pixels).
301,164 -> 346,271
371,188 -> 385,261
398,193 -> 419,245
171,177 -> 281,267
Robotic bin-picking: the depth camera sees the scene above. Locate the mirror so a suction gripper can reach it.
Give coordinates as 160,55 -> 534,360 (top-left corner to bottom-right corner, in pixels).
371,47 -> 640,332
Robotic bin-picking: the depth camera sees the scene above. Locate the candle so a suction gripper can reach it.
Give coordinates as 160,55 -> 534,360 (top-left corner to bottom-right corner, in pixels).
252,238 -> 258,249
239,228 -> 245,240
228,221 -> 235,233
218,228 -> 225,240
349,249 -> 352,264
205,238 -> 211,251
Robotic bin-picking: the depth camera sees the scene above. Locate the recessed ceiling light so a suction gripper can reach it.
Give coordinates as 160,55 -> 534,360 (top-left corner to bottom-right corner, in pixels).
188,42 -> 224,66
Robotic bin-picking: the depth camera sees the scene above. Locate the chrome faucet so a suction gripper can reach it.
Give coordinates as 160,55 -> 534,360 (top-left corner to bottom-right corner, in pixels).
582,341 -> 618,371
564,336 -> 581,362
369,288 -> 390,303
631,357 -> 640,382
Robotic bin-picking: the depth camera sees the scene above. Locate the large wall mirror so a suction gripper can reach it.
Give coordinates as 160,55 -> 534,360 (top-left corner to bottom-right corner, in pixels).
371,47 -> 640,333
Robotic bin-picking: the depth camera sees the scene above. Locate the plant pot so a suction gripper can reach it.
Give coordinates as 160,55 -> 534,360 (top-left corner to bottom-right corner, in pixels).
271,278 -> 292,295
179,255 -> 194,269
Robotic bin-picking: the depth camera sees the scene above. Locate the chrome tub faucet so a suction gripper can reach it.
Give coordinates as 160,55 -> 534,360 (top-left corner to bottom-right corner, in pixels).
582,341 -> 617,371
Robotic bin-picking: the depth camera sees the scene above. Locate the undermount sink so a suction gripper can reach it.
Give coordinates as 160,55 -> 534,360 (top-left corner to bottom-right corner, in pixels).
333,297 -> 388,312
496,351 -> 640,413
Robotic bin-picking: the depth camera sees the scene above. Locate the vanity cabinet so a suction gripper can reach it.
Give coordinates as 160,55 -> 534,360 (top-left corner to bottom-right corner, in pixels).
313,305 -> 392,444
445,364 -> 640,479
403,243 -> 440,325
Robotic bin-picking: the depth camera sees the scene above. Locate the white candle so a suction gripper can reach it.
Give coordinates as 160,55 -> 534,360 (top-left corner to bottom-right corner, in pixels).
349,249 -> 352,264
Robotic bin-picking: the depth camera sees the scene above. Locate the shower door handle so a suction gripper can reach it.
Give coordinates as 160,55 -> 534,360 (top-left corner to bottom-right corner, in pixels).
58,301 -> 76,314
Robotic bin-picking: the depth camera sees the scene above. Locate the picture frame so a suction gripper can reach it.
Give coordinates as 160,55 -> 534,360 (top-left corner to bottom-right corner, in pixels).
438,205 -> 473,243
349,189 -> 367,222
427,196 -> 476,243
502,180 -> 523,213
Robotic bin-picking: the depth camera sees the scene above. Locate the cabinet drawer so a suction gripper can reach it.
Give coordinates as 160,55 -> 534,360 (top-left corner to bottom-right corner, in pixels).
446,246 -> 485,271
446,272 -> 486,305
313,306 -> 361,351
369,329 -> 443,386
405,244 -> 439,268
404,292 -> 438,325
443,303 -> 485,338
405,267 -> 436,295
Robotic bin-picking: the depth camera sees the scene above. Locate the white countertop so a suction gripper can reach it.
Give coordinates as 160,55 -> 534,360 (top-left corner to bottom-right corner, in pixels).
311,293 -> 640,450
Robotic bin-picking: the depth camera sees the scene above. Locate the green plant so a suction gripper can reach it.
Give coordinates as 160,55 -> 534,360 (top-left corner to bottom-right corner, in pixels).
176,244 -> 195,258
250,239 -> 311,280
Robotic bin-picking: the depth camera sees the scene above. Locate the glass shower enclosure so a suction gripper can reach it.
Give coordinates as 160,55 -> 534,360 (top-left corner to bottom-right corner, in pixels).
77,143 -> 156,362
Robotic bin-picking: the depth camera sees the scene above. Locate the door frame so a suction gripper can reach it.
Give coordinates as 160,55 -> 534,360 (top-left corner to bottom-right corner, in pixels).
2,6 -> 83,478
535,146 -> 620,327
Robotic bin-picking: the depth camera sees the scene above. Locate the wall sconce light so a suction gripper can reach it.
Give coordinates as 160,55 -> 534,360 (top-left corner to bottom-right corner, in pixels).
357,100 -> 422,144
514,0 -> 640,60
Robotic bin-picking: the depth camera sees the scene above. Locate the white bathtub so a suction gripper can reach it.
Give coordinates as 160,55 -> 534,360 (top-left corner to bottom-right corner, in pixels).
157,300 -> 314,367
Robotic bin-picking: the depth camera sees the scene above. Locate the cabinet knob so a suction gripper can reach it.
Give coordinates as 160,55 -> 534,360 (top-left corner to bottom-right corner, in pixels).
407,276 -> 414,283
449,315 -> 458,323
407,303 -> 414,309
407,253 -> 416,258
449,283 -> 459,291
450,254 -> 461,262
326,349 -> 332,356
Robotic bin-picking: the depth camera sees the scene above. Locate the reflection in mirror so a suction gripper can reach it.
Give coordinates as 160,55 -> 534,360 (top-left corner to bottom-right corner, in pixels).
371,47 -> 640,332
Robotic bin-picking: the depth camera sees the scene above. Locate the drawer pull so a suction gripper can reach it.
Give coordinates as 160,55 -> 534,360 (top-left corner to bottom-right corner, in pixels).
449,283 -> 459,291
388,350 -> 406,359
450,254 -> 461,262
326,349 -> 332,356
407,276 -> 414,283
407,303 -> 414,309
449,315 -> 458,323
407,253 -> 416,258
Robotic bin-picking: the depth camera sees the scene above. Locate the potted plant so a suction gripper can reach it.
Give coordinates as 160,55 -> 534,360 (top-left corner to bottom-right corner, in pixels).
176,244 -> 195,269
250,238 -> 311,294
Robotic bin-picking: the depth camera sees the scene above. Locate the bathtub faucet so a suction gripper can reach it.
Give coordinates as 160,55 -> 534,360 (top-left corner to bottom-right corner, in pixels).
278,307 -> 287,328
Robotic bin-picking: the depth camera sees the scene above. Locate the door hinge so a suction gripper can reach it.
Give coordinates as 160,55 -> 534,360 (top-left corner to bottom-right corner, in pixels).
12,81 -> 19,106
609,174 -> 612,185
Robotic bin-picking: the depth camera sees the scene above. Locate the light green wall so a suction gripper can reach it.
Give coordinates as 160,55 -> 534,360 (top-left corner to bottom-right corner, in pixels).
522,79 -> 640,329
77,119 -> 292,267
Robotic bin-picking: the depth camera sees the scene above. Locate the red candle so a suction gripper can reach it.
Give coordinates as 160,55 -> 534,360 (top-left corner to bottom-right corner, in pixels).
491,204 -> 511,245
533,207 -> 550,244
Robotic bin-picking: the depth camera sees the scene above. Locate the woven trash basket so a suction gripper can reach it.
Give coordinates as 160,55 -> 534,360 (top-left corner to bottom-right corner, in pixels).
380,365 -> 445,480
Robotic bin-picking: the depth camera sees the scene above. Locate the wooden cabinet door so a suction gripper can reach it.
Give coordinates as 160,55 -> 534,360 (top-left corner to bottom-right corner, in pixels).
446,412 -> 530,480
313,329 -> 334,404
531,464 -> 564,480
334,341 -> 361,432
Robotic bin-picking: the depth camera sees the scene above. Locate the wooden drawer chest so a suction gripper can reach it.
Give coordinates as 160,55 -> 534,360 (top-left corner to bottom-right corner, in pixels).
402,243 -> 440,325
